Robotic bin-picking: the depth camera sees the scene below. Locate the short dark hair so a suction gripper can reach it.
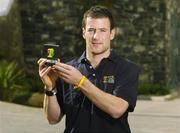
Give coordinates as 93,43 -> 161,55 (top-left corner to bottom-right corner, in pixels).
82,5 -> 115,30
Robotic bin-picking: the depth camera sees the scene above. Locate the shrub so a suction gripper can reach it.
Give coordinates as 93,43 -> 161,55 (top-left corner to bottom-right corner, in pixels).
26,75 -> 43,93
0,60 -> 30,101
27,92 -> 44,107
12,92 -> 32,105
138,83 -> 170,96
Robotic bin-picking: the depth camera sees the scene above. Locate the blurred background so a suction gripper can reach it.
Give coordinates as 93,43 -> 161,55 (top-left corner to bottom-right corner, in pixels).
1,0 -> 180,133
0,0 -> 180,107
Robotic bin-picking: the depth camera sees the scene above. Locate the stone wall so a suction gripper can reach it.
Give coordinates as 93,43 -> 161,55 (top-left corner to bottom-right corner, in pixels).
19,0 -> 180,88
112,0 -> 167,85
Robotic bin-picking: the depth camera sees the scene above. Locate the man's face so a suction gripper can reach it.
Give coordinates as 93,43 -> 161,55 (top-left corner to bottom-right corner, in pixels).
83,17 -> 115,55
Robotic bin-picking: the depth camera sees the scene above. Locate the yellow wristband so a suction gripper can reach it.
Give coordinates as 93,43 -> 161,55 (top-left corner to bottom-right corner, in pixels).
74,76 -> 87,89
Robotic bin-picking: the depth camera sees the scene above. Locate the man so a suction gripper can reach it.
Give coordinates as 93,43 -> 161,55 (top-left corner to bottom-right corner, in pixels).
38,5 -> 139,133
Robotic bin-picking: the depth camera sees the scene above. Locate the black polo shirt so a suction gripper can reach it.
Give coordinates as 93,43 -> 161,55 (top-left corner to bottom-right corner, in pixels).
56,50 -> 139,133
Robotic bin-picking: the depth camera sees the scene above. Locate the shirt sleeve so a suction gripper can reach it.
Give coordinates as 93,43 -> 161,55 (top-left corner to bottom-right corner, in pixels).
113,63 -> 139,112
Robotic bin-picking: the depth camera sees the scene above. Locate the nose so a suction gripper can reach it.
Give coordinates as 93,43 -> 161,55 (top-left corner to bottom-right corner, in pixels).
93,30 -> 100,40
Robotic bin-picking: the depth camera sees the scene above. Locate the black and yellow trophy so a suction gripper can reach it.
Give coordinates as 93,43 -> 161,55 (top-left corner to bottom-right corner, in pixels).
43,43 -> 60,66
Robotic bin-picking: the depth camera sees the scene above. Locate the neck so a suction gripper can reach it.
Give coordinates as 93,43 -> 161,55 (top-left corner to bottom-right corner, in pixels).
86,49 -> 110,68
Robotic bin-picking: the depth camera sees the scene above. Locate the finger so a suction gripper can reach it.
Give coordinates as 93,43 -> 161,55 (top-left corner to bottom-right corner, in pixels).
37,58 -> 42,64
40,67 -> 50,77
37,58 -> 46,64
56,62 -> 72,70
58,72 -> 69,82
39,59 -> 48,70
57,58 -> 60,62
40,67 -> 49,75
41,66 -> 51,77
58,71 -> 68,78
53,65 -> 70,75
53,62 -> 71,71
52,68 -> 58,73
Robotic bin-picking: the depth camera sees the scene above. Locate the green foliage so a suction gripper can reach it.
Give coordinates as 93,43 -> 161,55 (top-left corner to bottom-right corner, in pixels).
138,83 -> 170,96
12,91 -> 32,105
0,0 -> 23,63
26,74 -> 43,92
0,60 -> 30,101
27,92 -> 44,107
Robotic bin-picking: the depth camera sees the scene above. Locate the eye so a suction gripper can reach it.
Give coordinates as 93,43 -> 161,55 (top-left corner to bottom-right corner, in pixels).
88,28 -> 95,32
100,29 -> 107,32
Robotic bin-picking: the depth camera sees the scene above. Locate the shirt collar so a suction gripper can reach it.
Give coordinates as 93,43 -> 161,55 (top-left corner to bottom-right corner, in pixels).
77,52 -> 87,64
77,49 -> 118,64
107,49 -> 118,62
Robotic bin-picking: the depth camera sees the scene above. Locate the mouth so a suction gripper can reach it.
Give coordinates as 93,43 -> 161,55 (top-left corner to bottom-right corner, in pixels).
92,42 -> 102,48
92,42 -> 102,45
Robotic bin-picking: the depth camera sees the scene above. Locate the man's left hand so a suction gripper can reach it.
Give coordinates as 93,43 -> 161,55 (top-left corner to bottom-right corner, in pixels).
53,62 -> 83,86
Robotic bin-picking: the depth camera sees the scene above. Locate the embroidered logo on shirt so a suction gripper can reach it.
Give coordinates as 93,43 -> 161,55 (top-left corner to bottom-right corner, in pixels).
103,76 -> 115,84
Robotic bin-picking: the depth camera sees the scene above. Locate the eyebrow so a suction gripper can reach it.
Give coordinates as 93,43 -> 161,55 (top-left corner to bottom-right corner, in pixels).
87,27 -> 108,30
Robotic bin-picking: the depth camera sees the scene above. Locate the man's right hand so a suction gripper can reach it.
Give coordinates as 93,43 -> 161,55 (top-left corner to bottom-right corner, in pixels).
37,58 -> 58,90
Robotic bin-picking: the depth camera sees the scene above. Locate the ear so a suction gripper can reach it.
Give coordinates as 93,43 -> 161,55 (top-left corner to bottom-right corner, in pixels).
82,28 -> 86,39
110,28 -> 115,40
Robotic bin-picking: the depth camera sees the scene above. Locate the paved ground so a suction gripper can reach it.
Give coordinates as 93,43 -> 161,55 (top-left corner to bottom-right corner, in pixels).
129,99 -> 180,133
0,99 -> 180,133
